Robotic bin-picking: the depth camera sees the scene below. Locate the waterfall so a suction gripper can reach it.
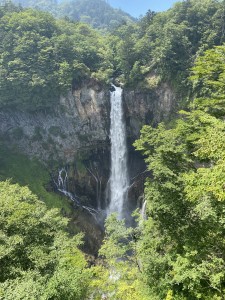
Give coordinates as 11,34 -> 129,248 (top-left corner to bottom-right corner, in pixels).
56,168 -> 78,203
141,200 -> 147,220
54,168 -> 98,218
108,85 -> 129,219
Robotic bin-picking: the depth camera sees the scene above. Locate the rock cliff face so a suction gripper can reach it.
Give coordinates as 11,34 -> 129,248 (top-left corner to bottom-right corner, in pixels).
0,80 -> 110,163
0,79 -> 176,211
124,81 -> 176,140
123,81 -> 176,214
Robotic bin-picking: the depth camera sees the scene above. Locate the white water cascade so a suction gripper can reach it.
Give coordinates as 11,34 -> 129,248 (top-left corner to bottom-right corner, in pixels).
55,168 -> 98,217
108,85 -> 129,219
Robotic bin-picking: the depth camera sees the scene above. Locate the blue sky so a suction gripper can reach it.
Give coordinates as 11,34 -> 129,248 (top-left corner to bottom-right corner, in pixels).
108,0 -> 178,17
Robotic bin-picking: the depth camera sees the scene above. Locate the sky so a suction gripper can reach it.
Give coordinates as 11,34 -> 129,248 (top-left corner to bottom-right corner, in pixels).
108,0 -> 178,17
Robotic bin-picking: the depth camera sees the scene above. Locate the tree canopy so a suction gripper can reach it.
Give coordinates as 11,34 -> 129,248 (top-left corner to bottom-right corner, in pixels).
0,5 -> 112,110
11,0 -> 135,30
0,180 -> 90,299
107,0 -> 225,88
1,0 -> 225,111
131,43 -> 225,300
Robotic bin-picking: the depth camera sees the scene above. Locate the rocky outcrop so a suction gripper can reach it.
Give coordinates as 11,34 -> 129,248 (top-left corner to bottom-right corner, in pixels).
122,79 -> 176,219
124,81 -> 176,139
0,80 -> 110,163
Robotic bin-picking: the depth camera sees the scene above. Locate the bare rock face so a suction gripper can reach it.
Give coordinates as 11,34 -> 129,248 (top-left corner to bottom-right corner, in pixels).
124,81 -> 176,139
0,78 -> 176,164
122,80 -> 177,217
0,80 -> 110,163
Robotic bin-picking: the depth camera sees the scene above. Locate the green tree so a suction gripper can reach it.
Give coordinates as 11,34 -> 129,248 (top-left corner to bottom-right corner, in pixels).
0,6 -> 113,110
0,180 -> 90,299
57,0 -> 134,31
91,213 -> 149,300
190,44 -> 225,116
109,0 -> 225,89
133,44 -> 225,299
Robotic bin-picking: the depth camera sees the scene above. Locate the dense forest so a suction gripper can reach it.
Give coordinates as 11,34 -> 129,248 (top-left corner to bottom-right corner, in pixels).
10,0 -> 135,30
1,0 -> 225,299
0,3 -> 114,110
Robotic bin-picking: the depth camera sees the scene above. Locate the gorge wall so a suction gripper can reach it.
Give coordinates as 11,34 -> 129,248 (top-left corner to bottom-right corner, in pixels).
124,80 -> 176,212
124,81 -> 176,140
0,80 -> 110,163
0,78 -> 176,211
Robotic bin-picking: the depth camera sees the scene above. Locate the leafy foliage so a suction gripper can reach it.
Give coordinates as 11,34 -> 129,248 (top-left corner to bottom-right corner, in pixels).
106,0 -> 225,89
0,5 -> 112,110
190,45 -> 225,116
2,1 -> 225,299
90,214 -> 149,300
132,44 -> 225,299
0,180 -> 90,299
1,0 -> 225,105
